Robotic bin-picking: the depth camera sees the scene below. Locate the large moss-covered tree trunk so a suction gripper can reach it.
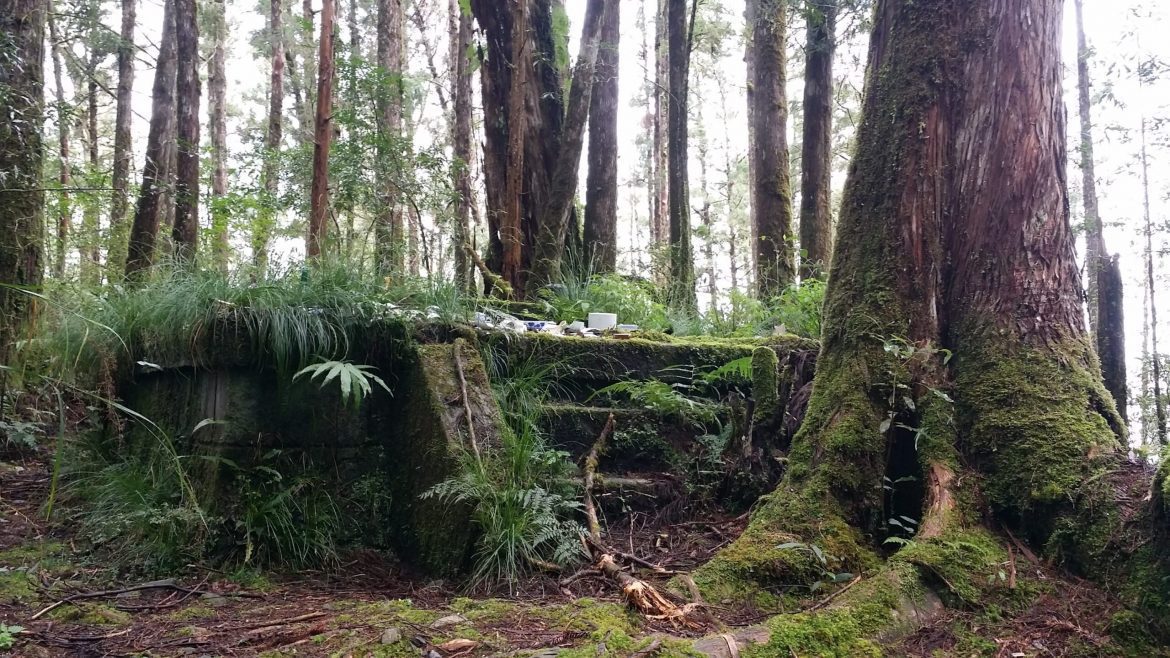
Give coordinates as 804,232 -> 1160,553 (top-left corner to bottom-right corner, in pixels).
696,0 -> 1169,648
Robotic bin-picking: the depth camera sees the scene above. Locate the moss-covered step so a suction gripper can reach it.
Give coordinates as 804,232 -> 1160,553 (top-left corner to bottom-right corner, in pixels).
538,404 -> 712,470
483,332 -> 817,388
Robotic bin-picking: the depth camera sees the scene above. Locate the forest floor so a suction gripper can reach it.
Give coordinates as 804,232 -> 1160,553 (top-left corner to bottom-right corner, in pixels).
0,452 -> 1146,657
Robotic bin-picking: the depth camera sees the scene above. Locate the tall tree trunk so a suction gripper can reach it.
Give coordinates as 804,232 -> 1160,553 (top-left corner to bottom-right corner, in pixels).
255,0 -> 284,275
697,0 -> 1165,642
108,0 -> 136,277
208,0 -> 229,273
172,0 -> 201,261
126,0 -> 178,280
583,0 -> 619,274
450,0 -> 473,292
500,0 -> 529,296
1141,117 -> 1167,445
307,0 -> 336,259
798,0 -> 834,280
1073,0 -> 1126,421
48,9 -> 70,279
666,0 -> 695,310
375,0 -> 405,276
81,56 -> 101,285
0,0 -> 46,370
529,0 -> 607,290
300,0 -> 316,140
651,0 -> 669,280
1075,0 -> 1104,331
750,0 -> 794,298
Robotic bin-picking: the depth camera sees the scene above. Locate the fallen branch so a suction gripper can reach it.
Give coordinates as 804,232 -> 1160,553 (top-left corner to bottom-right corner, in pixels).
807,575 -> 862,612
221,611 -> 328,632
30,580 -> 238,620
452,341 -> 481,461
583,413 -> 616,541
463,243 -> 512,299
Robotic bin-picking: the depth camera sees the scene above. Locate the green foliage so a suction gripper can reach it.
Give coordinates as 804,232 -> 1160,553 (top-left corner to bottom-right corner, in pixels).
0,624 -> 22,650
223,454 -> 341,568
589,378 -> 718,426
293,359 -> 391,409
27,263 -> 472,380
426,346 -> 585,590
774,541 -> 856,593
539,273 -> 669,331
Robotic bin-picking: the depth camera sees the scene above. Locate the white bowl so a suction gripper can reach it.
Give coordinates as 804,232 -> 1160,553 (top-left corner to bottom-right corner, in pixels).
587,312 -> 618,330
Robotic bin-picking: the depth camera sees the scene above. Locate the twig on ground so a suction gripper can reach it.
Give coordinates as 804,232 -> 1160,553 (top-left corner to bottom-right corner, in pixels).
31,580 -> 243,620
807,575 -> 862,612
453,341 -> 481,461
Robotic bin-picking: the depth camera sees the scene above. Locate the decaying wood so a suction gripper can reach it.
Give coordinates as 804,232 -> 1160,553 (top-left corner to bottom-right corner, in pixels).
583,413 -> 615,541
919,461 -> 956,539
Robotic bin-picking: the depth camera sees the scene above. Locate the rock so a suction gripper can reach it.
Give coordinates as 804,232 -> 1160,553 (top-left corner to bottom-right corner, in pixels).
200,593 -> 228,608
429,614 -> 467,629
381,627 -> 402,644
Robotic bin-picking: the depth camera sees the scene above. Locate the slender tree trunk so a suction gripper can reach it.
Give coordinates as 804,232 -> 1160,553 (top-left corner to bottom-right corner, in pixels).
1141,117 -> 1167,445
208,0 -> 229,273
450,0 -> 473,291
307,0 -> 336,259
529,0 -> 607,290
699,0 -> 1163,639
172,0 -> 201,261
375,0 -> 405,276
651,0 -> 669,279
583,0 -> 619,274
108,0 -> 136,277
1075,0 -> 1104,331
48,10 -> 70,279
0,0 -> 46,370
1073,0 -> 1126,421
666,0 -> 695,310
255,0 -> 284,275
300,0 -> 316,140
798,0 -> 834,280
126,0 -> 178,280
750,0 -> 794,298
81,57 -> 101,285
696,105 -> 716,311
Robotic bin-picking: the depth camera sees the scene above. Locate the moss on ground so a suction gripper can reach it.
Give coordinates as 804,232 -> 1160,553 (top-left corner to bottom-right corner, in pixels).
889,528 -> 1010,605
46,602 -> 132,625
0,570 -> 38,605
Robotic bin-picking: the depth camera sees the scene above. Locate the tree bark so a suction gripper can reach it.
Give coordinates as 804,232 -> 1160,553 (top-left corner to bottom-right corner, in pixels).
208,0 -> 229,273
375,0 -> 405,277
48,9 -> 70,279
172,0 -> 201,262
698,0 -> 1164,643
126,0 -> 178,280
666,0 -> 695,310
108,0 -> 136,277
1140,117 -> 1167,445
528,0 -> 607,290
651,0 -> 669,279
81,53 -> 101,285
255,0 -> 284,275
798,0 -> 834,281
307,0 -> 336,260
0,0 -> 46,368
750,0 -> 794,298
583,0 -> 620,274
450,0 -> 473,292
500,0 -> 528,296
1074,0 -> 1103,331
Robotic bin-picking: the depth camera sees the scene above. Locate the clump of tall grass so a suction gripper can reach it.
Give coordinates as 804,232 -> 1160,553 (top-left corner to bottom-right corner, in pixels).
27,260 -> 476,381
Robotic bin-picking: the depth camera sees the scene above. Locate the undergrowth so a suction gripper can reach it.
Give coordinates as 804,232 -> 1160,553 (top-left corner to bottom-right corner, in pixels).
424,346 -> 586,591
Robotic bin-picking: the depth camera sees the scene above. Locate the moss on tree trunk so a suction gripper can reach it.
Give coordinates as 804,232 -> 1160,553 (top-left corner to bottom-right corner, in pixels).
693,0 -> 1170,649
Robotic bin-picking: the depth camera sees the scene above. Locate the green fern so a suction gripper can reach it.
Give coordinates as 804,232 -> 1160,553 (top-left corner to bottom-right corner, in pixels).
293,359 -> 391,408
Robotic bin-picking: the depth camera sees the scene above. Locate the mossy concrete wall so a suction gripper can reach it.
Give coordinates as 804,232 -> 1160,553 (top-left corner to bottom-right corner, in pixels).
117,325 -> 505,577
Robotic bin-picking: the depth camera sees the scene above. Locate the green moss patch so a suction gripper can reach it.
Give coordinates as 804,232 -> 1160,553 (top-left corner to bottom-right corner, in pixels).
47,602 -> 132,626
0,570 -> 38,605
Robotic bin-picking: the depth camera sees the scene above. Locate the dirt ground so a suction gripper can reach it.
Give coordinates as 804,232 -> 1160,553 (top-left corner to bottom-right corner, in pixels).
0,452 -> 1152,657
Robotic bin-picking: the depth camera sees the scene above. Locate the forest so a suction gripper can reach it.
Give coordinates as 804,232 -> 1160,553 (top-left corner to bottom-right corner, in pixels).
1,0 -> 1169,655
